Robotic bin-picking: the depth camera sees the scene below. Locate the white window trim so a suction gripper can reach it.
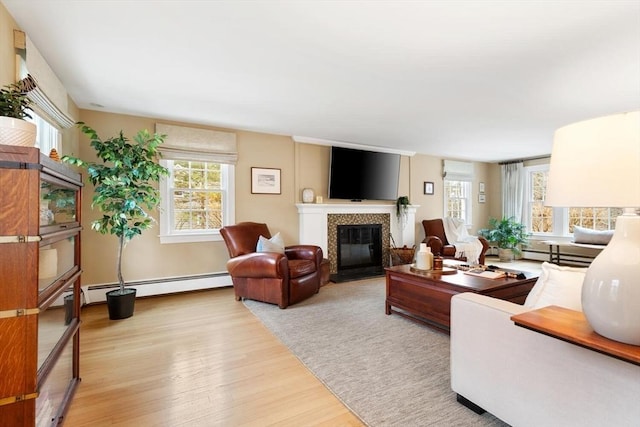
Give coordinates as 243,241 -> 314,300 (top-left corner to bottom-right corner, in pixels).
524,164 -> 619,239
443,179 -> 473,227
524,164 -> 563,238
158,160 -> 235,244
27,112 -> 61,155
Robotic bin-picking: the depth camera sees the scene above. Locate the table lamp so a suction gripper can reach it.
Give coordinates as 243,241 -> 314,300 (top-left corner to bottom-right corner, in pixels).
545,110 -> 640,345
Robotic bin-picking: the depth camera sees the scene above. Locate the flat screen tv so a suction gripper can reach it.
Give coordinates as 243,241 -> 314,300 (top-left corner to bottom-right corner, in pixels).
329,146 -> 400,201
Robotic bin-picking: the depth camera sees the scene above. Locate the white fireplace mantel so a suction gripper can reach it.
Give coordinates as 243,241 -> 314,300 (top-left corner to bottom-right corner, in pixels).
295,203 -> 418,256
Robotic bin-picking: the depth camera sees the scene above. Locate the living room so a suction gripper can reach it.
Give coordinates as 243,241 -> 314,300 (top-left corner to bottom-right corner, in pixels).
1,2 -> 639,426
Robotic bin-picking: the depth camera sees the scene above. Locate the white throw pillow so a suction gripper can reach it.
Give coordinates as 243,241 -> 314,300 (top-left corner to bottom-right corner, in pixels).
573,225 -> 613,245
256,232 -> 285,254
524,262 -> 587,312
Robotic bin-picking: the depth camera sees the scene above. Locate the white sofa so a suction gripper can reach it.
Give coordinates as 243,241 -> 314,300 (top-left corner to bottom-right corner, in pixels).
450,263 -> 640,427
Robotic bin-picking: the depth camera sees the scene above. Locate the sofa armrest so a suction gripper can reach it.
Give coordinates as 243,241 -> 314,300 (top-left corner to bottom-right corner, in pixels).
226,252 -> 288,278
422,235 -> 444,256
450,293 -> 640,427
451,292 -> 530,408
285,245 -> 323,269
477,235 -> 490,252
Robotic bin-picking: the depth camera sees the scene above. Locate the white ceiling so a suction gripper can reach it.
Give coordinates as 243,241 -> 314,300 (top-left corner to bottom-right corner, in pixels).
3,1 -> 639,162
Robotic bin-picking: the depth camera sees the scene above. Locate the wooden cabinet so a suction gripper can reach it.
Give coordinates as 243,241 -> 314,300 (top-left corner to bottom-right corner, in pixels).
0,144 -> 82,426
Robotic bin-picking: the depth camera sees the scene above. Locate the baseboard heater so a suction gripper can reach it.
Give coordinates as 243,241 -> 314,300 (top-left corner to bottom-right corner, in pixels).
81,272 -> 232,305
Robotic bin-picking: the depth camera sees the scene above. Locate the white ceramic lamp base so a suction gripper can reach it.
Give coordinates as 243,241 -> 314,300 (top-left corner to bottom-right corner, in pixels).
581,213 -> 640,345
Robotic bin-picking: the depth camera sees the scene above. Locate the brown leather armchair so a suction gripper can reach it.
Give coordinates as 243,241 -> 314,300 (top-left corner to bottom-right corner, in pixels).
220,222 -> 323,308
421,218 -> 490,265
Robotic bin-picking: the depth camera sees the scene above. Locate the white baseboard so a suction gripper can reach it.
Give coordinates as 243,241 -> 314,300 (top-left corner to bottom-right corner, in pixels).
521,250 -> 593,266
81,272 -> 232,305
522,251 -> 548,262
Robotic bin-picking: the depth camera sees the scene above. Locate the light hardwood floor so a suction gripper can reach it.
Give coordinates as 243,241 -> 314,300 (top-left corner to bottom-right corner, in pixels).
65,258 -> 542,426
64,287 -> 364,427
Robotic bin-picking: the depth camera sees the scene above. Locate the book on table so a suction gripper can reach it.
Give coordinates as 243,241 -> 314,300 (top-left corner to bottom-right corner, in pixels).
464,268 -> 506,279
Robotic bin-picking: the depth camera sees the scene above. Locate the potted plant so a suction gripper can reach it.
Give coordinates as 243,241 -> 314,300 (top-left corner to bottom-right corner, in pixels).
0,75 -> 37,146
63,122 -> 169,319
478,216 -> 530,262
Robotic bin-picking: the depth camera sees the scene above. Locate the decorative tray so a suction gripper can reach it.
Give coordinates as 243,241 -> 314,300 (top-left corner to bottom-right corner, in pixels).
409,264 -> 458,275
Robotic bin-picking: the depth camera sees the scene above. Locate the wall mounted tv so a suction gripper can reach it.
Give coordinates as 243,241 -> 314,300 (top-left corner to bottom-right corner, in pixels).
329,146 -> 400,201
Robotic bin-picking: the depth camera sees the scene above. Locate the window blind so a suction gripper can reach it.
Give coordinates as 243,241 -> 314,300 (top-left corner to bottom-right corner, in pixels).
14,31 -> 75,129
443,159 -> 474,181
155,123 -> 237,164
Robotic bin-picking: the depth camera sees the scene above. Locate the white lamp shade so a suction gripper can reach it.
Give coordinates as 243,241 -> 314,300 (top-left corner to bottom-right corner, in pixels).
546,111 -> 640,208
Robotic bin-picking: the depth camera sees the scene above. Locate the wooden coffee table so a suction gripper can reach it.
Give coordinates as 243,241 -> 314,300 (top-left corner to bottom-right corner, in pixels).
385,264 -> 538,332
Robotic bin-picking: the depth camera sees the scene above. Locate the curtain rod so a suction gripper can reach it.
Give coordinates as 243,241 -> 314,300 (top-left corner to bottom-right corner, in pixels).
499,154 -> 550,165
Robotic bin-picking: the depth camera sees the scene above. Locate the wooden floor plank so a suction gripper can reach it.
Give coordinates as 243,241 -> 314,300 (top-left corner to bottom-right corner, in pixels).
65,287 -> 364,426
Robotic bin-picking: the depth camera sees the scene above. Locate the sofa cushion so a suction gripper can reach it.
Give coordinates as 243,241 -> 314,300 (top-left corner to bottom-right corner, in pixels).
256,232 -> 285,254
524,262 -> 587,311
573,226 -> 613,245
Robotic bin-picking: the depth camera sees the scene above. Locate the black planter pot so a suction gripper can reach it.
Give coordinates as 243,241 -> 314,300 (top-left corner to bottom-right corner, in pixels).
106,288 -> 137,320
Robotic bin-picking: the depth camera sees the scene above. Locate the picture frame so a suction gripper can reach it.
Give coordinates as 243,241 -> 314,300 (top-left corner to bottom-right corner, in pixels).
251,167 -> 281,194
479,182 -> 485,194
424,181 -> 434,195
478,194 -> 486,203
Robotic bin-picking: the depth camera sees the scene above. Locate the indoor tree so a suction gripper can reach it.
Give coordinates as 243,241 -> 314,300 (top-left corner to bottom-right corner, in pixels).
63,122 -> 169,318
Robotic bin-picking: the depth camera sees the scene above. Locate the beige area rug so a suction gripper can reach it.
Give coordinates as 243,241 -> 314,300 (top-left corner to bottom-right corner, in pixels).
243,278 -> 510,427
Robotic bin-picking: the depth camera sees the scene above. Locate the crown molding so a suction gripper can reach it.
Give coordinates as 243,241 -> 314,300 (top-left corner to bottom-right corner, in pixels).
292,136 -> 415,157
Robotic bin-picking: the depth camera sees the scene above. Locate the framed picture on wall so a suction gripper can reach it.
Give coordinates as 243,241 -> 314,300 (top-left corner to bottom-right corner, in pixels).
479,182 -> 485,194
478,194 -> 486,203
251,167 -> 281,194
424,181 -> 434,195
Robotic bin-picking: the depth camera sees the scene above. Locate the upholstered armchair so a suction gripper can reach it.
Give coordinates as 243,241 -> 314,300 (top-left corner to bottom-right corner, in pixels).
220,222 -> 323,309
422,218 -> 490,265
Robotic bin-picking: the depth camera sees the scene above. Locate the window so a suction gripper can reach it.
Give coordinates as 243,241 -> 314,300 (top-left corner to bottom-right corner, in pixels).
26,111 -> 60,155
567,207 -> 623,232
527,165 -> 554,233
154,123 -> 237,244
159,159 -> 235,243
444,180 -> 472,224
524,164 -> 621,236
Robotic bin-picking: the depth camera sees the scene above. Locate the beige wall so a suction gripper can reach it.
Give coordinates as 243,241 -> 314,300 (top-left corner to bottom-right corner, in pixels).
73,110 -> 497,285
296,143 -> 330,201
75,110 -> 235,285
408,155 -> 498,241
0,4 -> 17,86
74,110 -> 334,285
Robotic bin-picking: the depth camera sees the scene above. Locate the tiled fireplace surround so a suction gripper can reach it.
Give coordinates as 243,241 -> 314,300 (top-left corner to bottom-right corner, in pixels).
296,203 -> 418,274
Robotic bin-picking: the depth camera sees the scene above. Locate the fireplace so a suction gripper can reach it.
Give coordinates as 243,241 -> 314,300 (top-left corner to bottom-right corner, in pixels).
334,224 -> 383,282
327,213 -> 390,282
295,202 -> 418,282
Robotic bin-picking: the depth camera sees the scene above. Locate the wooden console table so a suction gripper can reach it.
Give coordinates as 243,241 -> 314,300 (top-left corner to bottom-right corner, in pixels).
511,306 -> 640,366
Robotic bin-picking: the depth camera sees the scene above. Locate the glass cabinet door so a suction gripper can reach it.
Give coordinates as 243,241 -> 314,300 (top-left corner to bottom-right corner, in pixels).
37,287 -> 75,371
40,176 -> 79,230
36,334 -> 77,427
38,234 -> 78,294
